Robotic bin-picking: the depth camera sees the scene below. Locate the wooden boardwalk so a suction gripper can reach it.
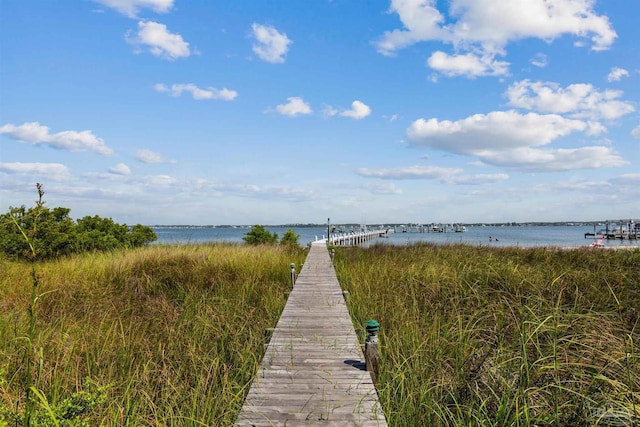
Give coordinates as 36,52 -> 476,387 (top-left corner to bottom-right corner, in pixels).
235,242 -> 388,427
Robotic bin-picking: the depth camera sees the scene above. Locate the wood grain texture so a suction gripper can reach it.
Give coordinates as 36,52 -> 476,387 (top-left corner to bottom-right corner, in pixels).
235,242 -> 388,426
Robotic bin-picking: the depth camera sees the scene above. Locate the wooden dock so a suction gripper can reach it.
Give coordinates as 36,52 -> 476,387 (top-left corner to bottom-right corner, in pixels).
328,229 -> 388,246
235,242 -> 388,427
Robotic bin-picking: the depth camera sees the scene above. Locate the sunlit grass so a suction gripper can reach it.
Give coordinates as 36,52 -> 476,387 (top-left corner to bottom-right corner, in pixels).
1,243 -> 306,426
2,241 -> 638,426
335,243 -> 640,426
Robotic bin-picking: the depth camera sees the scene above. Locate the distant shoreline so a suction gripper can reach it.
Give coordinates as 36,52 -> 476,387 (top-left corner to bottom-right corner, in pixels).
150,221 -> 637,228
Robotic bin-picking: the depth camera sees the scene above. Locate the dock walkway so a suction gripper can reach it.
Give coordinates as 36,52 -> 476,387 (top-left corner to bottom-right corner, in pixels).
235,242 -> 388,426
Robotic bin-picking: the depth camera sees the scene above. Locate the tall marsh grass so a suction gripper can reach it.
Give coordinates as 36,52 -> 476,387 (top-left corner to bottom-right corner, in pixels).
335,243 -> 639,426
1,243 -> 305,425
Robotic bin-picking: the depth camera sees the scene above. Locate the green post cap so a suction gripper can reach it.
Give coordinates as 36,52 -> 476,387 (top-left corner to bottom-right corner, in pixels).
366,319 -> 380,334
290,263 -> 295,268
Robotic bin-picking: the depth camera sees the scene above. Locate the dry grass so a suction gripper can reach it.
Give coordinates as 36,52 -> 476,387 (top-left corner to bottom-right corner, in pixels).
1,243 -> 306,426
335,243 -> 640,426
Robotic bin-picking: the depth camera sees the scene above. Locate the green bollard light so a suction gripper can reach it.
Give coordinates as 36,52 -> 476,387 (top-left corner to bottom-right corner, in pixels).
365,319 -> 380,385
366,319 -> 380,336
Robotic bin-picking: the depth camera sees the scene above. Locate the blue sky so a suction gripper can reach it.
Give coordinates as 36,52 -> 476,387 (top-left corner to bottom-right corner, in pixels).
1,0 -> 638,225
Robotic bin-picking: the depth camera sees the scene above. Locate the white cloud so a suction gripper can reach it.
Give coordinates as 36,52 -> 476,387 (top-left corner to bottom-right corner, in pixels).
321,105 -> 339,118
407,110 -> 626,171
356,165 -> 509,185
0,122 -> 114,156
530,53 -> 548,68
376,0 -> 616,76
340,101 -> 372,119
193,179 -> 315,201
506,80 -> 635,120
275,97 -> 312,116
127,21 -> 190,60
0,162 -> 71,179
607,67 -> 629,82
450,173 -> 509,185
154,83 -> 238,101
356,165 -> 463,180
427,51 -> 509,77
446,0 -> 616,51
408,111 -> 589,150
323,101 -> 372,119
109,163 -> 132,175
632,126 -> 640,138
376,0 -> 446,56
251,23 -> 292,63
135,149 -> 174,163
361,182 -> 403,195
610,173 -> 640,185
479,146 -> 627,171
94,0 -> 173,18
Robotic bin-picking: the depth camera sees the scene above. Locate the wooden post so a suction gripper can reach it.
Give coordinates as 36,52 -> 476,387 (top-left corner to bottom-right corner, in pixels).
365,319 -> 380,386
327,218 -> 330,246
330,248 -> 335,264
290,263 -> 296,287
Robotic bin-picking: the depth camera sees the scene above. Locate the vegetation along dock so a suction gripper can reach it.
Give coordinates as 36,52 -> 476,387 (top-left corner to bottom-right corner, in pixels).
235,241 -> 388,426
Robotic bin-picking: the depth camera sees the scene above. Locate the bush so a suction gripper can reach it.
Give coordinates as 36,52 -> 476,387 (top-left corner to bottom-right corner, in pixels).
280,229 -> 300,248
242,225 -> 278,245
0,185 -> 157,260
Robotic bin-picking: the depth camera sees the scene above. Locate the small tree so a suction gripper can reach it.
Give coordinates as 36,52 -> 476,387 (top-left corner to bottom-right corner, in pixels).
280,229 -> 300,248
242,225 -> 278,245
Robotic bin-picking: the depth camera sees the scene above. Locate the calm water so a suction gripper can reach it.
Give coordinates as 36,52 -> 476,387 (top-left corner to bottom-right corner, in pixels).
152,225 -> 640,249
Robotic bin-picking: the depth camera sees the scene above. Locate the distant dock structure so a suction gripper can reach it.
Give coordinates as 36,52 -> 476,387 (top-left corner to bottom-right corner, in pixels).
584,219 -> 639,240
314,223 -> 394,246
396,223 -> 467,233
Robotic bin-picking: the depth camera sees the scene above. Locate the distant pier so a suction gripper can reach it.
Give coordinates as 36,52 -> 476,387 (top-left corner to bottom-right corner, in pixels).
314,225 -> 393,246
584,219 -> 639,240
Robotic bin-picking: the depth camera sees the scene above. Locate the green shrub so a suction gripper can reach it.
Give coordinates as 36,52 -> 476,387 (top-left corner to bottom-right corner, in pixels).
1,185 -> 157,260
280,229 -> 300,248
242,225 -> 278,245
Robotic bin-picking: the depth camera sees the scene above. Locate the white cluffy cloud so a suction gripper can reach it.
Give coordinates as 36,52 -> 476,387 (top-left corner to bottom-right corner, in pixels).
0,122 -> 114,156
251,23 -> 292,63
341,101 -> 372,119
607,67 -> 629,82
632,126 -> 640,138
127,21 -> 190,60
376,0 -> 617,77
323,100 -> 372,119
135,149 -> 174,164
154,83 -> 238,101
530,53 -> 548,68
507,80 -> 635,120
109,163 -> 132,175
427,51 -> 509,77
356,165 -> 509,185
94,0 -> 173,18
407,110 -> 626,171
275,97 -> 312,116
0,162 -> 71,180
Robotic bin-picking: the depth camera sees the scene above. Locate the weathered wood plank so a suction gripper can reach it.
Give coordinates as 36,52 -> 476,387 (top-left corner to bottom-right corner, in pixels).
235,242 -> 387,426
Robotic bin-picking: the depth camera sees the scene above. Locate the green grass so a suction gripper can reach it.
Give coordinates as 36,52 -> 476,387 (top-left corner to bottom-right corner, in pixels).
1,243 -> 306,426
2,241 -> 638,426
335,243 -> 640,426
